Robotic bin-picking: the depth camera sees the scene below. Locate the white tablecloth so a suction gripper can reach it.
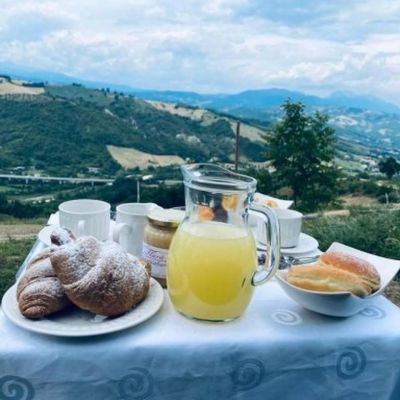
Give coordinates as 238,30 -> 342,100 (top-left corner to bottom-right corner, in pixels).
1,278 -> 400,400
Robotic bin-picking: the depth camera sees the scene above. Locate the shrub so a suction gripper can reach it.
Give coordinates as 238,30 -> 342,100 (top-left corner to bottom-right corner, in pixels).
304,210 -> 400,262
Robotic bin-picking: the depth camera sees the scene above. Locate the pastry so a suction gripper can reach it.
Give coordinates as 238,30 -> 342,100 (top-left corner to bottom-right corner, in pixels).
16,227 -> 75,319
50,237 -> 150,316
197,205 -> 215,221
222,194 -> 239,210
50,226 -> 76,246
287,251 -> 381,297
254,196 -> 278,208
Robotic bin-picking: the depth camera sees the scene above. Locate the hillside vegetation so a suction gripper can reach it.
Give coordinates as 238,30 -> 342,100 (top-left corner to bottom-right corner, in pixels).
133,88 -> 400,161
148,100 -> 265,141
0,81 -> 265,177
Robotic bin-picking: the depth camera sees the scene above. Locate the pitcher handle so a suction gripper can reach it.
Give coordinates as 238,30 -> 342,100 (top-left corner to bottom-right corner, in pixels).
249,204 -> 280,286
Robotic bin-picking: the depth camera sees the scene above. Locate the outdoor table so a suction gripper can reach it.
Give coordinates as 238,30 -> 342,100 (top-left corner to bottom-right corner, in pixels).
1,247 -> 399,400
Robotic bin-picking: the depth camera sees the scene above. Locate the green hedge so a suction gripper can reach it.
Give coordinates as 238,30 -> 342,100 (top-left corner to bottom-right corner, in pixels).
304,209 -> 400,261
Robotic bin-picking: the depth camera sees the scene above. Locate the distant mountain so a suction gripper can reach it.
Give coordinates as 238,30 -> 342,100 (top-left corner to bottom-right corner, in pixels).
1,63 -> 399,114
131,88 -> 400,116
327,91 -> 400,114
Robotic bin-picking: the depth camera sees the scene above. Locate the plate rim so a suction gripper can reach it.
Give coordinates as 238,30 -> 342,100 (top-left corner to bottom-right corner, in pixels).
1,278 -> 164,337
38,221 -> 116,246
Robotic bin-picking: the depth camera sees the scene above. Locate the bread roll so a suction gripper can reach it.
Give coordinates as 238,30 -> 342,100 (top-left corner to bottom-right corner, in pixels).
287,251 -> 380,297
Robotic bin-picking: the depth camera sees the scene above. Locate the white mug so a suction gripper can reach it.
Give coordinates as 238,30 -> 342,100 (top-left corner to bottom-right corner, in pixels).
256,208 -> 303,248
113,203 -> 162,256
58,199 -> 111,241
273,208 -> 303,248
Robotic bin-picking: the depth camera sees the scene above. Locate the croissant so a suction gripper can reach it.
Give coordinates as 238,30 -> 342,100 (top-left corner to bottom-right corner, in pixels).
16,228 -> 75,319
50,237 -> 150,316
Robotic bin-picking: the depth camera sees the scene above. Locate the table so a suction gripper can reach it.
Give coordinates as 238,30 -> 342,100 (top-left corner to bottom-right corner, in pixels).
1,270 -> 400,400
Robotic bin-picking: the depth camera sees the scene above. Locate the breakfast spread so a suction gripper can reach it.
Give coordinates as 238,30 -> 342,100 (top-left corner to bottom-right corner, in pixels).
8,169 -> 398,329
287,251 -> 381,297
17,227 -> 151,319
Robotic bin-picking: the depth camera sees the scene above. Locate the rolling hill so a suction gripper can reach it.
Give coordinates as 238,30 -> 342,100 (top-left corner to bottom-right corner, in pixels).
2,65 -> 400,160
0,79 -> 265,177
130,88 -> 400,160
1,74 -> 399,179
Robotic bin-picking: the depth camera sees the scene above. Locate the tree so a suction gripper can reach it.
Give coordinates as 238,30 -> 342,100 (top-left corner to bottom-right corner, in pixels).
245,166 -> 275,195
378,157 -> 400,179
266,100 -> 338,210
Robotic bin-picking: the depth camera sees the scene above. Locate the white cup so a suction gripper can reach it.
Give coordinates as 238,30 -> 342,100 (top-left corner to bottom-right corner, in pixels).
58,199 -> 111,241
256,208 -> 303,248
274,208 -> 303,248
113,203 -> 162,256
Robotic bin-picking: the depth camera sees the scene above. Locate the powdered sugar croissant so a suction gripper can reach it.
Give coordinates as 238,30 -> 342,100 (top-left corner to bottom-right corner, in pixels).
50,237 -> 150,316
17,227 -> 75,319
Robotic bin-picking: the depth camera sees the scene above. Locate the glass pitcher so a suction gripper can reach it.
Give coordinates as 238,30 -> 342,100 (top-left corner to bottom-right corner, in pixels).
167,163 -> 280,322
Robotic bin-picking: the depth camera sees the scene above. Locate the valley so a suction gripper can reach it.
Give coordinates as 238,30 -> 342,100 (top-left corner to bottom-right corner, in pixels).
0,77 -> 399,214
1,77 -> 399,182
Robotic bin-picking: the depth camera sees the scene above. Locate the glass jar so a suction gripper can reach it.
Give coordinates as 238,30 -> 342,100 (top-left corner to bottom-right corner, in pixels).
142,209 -> 185,288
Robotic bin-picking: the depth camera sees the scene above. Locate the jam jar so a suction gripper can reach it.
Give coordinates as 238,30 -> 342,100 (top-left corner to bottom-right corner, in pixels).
142,209 -> 184,288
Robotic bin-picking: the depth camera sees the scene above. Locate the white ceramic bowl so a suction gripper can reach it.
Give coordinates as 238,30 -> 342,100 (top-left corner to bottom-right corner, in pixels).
276,242 -> 400,317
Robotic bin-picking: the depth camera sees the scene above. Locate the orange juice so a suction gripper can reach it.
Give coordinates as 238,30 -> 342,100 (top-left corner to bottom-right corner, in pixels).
167,221 -> 257,321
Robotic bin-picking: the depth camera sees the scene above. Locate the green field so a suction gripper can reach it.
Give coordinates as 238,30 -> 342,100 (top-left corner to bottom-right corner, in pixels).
0,238 -> 36,298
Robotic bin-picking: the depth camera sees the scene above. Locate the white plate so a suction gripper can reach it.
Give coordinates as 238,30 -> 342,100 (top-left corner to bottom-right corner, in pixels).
38,221 -> 116,246
1,279 -> 164,337
275,242 -> 400,317
257,233 -> 319,256
253,193 -> 293,209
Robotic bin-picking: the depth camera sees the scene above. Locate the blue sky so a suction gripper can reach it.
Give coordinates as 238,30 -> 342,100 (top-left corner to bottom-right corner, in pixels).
1,0 -> 400,103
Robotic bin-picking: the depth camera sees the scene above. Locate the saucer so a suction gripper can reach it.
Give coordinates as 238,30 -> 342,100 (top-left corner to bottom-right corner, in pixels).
257,233 -> 319,256
38,221 -> 116,246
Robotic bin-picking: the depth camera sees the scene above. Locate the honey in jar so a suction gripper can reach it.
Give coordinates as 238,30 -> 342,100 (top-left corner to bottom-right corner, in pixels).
142,209 -> 184,288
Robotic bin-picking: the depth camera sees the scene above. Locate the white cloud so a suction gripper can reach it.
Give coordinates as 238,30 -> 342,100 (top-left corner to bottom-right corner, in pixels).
0,0 -> 399,103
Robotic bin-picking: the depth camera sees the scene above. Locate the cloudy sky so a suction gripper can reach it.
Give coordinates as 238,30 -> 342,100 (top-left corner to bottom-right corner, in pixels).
1,0 -> 400,103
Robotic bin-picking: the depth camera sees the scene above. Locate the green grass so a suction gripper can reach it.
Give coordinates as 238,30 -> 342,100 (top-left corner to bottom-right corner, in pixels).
0,185 -> 13,193
304,209 -> 400,260
0,214 -> 47,225
0,238 -> 36,298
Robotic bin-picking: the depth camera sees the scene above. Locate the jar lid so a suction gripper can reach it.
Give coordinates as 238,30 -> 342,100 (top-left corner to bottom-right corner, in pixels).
148,209 -> 185,228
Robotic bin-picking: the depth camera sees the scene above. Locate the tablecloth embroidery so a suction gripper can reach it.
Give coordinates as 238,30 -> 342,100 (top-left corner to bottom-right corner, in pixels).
0,375 -> 35,400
